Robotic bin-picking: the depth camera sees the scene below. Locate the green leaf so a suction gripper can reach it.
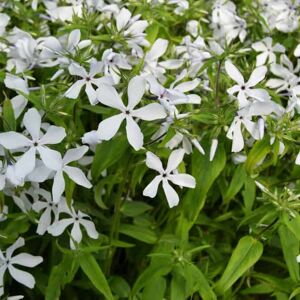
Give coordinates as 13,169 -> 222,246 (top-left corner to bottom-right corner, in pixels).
119,224 -> 157,244
223,164 -> 246,203
142,276 -> 166,300
185,263 -> 217,300
121,201 -> 153,217
215,236 -> 263,294
242,177 -> 256,214
279,224 -> 300,282
146,23 -> 160,44
289,287 -> 300,300
78,253 -> 114,300
2,98 -> 16,131
46,255 -> 78,300
91,136 -> 129,180
245,138 -> 271,174
176,142 -> 226,239
284,214 -> 300,241
110,276 -> 131,298
170,270 -> 186,300
131,261 -> 172,297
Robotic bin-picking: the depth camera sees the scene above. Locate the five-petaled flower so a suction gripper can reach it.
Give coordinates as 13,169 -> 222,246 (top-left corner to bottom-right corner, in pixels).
143,149 -> 196,208
96,76 -> 167,150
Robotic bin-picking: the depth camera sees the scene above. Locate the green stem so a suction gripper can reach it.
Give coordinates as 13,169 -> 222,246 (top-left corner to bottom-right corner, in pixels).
105,157 -> 131,275
215,58 -> 224,107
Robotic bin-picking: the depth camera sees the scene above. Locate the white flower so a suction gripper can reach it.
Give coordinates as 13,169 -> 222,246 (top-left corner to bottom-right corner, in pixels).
226,115 -> 259,153
114,8 -> 149,51
0,237 -> 43,296
6,29 -> 40,73
32,189 -> 60,235
52,146 -> 92,203
48,202 -> 99,249
209,139 -> 219,161
166,132 -> 205,155
0,108 -> 66,178
65,60 -> 113,105
143,149 -> 196,208
252,37 -> 285,66
225,60 -> 270,108
100,49 -> 132,84
0,13 -> 9,36
147,71 -> 201,115
294,44 -> 300,57
96,76 -> 166,150
4,74 -> 29,95
143,39 -> 183,82
40,29 -> 91,66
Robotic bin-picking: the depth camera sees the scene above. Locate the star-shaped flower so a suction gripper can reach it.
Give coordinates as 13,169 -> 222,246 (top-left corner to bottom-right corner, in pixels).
143,149 -> 196,208
0,237 -> 43,296
96,76 -> 167,150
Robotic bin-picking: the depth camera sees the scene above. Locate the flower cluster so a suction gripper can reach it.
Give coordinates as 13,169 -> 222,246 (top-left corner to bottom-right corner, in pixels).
0,0 -> 300,298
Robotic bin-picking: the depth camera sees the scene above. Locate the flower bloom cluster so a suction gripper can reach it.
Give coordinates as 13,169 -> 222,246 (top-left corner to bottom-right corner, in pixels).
0,0 -> 299,297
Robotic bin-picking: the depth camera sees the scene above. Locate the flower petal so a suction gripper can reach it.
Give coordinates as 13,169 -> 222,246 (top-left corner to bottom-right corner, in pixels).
225,61 -> 244,85
146,38 -> 168,61
11,253 -> 43,267
64,166 -> 92,188
48,219 -> 73,236
52,170 -> 65,203
143,175 -> 162,198
39,126 -> 66,145
85,82 -> 97,105
97,113 -> 124,140
116,8 -> 131,31
168,174 -> 196,188
63,146 -> 89,165
127,76 -> 146,109
4,74 -> 29,95
0,132 -> 31,149
70,222 -> 82,248
97,84 -> 125,110
23,108 -> 41,141
145,152 -> 164,173
246,88 -> 270,102
38,147 -> 62,171
80,219 -> 99,239
65,79 -> 85,99
125,117 -> 144,150
68,63 -> 87,77
162,180 -> 179,208
8,265 -> 36,289
166,148 -> 185,173
132,103 -> 166,121
15,147 -> 36,178
247,66 -> 267,87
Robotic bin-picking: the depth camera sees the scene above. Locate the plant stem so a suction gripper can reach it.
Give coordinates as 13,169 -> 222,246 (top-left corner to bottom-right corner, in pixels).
215,59 -> 224,107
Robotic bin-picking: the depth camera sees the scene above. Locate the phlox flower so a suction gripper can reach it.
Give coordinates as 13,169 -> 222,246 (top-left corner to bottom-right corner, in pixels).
143,149 -> 196,208
0,108 -> 66,178
48,201 -> 99,249
96,76 -> 167,150
225,60 -> 270,108
0,238 -> 43,296
65,60 -> 113,105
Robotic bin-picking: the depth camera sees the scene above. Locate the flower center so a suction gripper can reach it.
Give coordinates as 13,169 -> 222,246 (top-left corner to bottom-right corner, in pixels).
86,76 -> 91,82
241,85 -> 246,90
162,173 -> 167,178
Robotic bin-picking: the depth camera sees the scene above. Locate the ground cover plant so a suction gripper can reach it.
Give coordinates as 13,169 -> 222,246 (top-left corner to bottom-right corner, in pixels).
1,0 -> 300,299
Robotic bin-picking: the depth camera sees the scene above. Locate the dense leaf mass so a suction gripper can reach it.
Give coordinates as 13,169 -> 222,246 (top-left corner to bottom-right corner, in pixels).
0,0 -> 300,299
